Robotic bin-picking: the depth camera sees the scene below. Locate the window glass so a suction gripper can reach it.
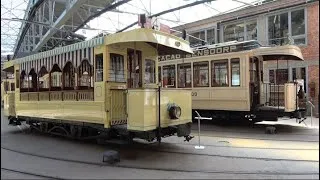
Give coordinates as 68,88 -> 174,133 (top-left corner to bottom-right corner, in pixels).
144,59 -> 156,84
63,62 -> 75,89
193,62 -> 209,87
211,60 -> 228,87
95,54 -> 103,82
10,83 -> 15,91
163,65 -> 176,88
276,69 -> 288,84
246,21 -> 257,40
4,82 -> 9,91
51,72 -> 62,87
268,13 -> 289,45
269,70 -> 275,83
15,69 -> 20,89
189,31 -> 205,47
178,63 -> 191,88
207,28 -> 215,45
231,58 -> 240,86
109,53 -> 125,82
291,9 -> 305,36
78,60 -> 92,89
38,67 -> 49,90
223,23 -> 245,42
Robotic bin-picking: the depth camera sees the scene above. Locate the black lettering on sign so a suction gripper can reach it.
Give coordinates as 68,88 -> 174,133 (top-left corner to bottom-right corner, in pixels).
191,92 -> 197,96
158,41 -> 261,62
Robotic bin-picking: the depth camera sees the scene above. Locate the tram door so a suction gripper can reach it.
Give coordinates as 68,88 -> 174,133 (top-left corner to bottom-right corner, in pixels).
249,57 -> 261,110
127,49 -> 142,88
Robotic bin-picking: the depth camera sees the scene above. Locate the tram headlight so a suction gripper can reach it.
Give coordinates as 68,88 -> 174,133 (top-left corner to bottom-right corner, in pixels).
168,103 -> 181,119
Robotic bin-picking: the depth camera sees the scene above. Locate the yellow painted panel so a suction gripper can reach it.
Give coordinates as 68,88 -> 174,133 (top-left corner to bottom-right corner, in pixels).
3,93 -> 15,116
127,89 -> 192,131
110,89 -> 127,124
15,101 -> 106,125
191,87 -> 250,111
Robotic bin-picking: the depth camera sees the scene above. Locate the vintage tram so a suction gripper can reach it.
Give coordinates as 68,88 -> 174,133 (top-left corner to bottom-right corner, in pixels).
2,28 -> 194,143
158,40 -> 306,123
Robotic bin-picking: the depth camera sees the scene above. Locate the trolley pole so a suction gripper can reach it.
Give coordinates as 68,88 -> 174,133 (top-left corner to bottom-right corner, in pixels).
194,111 -> 212,149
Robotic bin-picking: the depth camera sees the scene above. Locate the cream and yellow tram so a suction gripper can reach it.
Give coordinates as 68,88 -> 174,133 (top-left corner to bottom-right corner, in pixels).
2,28 -> 194,143
158,40 -> 305,123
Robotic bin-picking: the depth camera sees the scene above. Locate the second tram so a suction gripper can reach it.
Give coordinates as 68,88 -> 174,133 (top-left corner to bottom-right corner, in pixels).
158,40 -> 306,123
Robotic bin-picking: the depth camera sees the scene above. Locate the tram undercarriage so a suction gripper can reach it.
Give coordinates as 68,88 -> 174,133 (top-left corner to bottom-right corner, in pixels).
8,116 -> 193,143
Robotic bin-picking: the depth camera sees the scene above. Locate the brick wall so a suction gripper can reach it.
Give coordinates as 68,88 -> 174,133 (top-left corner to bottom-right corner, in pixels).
304,3 -> 319,117
300,3 -> 319,61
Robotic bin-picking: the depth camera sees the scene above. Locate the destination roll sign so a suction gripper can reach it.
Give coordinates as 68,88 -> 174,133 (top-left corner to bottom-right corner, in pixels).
158,40 -> 260,61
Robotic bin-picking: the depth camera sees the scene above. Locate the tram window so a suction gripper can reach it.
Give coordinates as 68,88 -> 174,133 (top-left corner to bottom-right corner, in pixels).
50,64 -> 62,90
38,67 -> 49,90
163,65 -> 176,88
63,62 -> 75,90
231,58 -> 240,86
95,53 -> 103,82
178,63 -> 191,88
276,69 -> 288,84
144,59 -> 155,84
15,70 -> 19,89
269,70 -> 275,83
4,82 -> 9,91
211,60 -> 228,87
109,53 -> 125,82
292,68 -> 296,81
193,61 -> 209,87
10,83 -> 15,91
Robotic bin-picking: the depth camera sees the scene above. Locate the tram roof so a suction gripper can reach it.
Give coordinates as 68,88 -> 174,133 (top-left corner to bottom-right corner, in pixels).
158,40 -> 304,62
104,28 -> 193,55
2,28 -> 193,72
252,45 -> 304,61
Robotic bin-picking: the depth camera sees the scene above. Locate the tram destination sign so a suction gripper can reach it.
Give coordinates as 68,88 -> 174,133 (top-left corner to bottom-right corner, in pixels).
158,41 -> 260,61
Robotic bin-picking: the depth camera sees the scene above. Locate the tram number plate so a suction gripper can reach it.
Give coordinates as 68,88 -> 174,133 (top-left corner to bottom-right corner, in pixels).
191,92 -> 197,96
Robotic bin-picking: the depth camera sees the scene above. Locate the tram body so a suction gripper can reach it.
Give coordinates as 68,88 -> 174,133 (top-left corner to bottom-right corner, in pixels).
2,28 -> 194,142
158,40 -> 306,122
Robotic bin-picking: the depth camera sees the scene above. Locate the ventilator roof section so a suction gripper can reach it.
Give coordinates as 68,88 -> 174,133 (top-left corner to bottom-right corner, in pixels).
104,28 -> 193,55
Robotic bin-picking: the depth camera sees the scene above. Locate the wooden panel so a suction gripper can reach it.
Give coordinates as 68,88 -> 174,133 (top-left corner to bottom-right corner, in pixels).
110,89 -> 127,125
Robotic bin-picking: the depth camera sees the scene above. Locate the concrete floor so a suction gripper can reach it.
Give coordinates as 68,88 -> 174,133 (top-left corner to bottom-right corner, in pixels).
1,109 -> 319,179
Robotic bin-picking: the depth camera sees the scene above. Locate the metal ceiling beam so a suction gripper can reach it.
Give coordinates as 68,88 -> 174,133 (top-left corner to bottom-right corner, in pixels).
73,0 -> 132,32
13,0 -> 46,59
231,0 -> 256,6
117,0 -> 217,33
47,0 -> 132,51
32,0 -> 86,52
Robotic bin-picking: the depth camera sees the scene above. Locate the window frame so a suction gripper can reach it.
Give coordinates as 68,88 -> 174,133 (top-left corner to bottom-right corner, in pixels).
162,65 -> 176,88
230,58 -> 241,87
177,63 -> 192,88
95,53 -> 103,82
266,7 -> 307,46
221,19 -> 258,43
144,59 -> 156,84
193,61 -> 209,88
188,26 -> 217,47
109,53 -> 125,83
211,59 -> 229,87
